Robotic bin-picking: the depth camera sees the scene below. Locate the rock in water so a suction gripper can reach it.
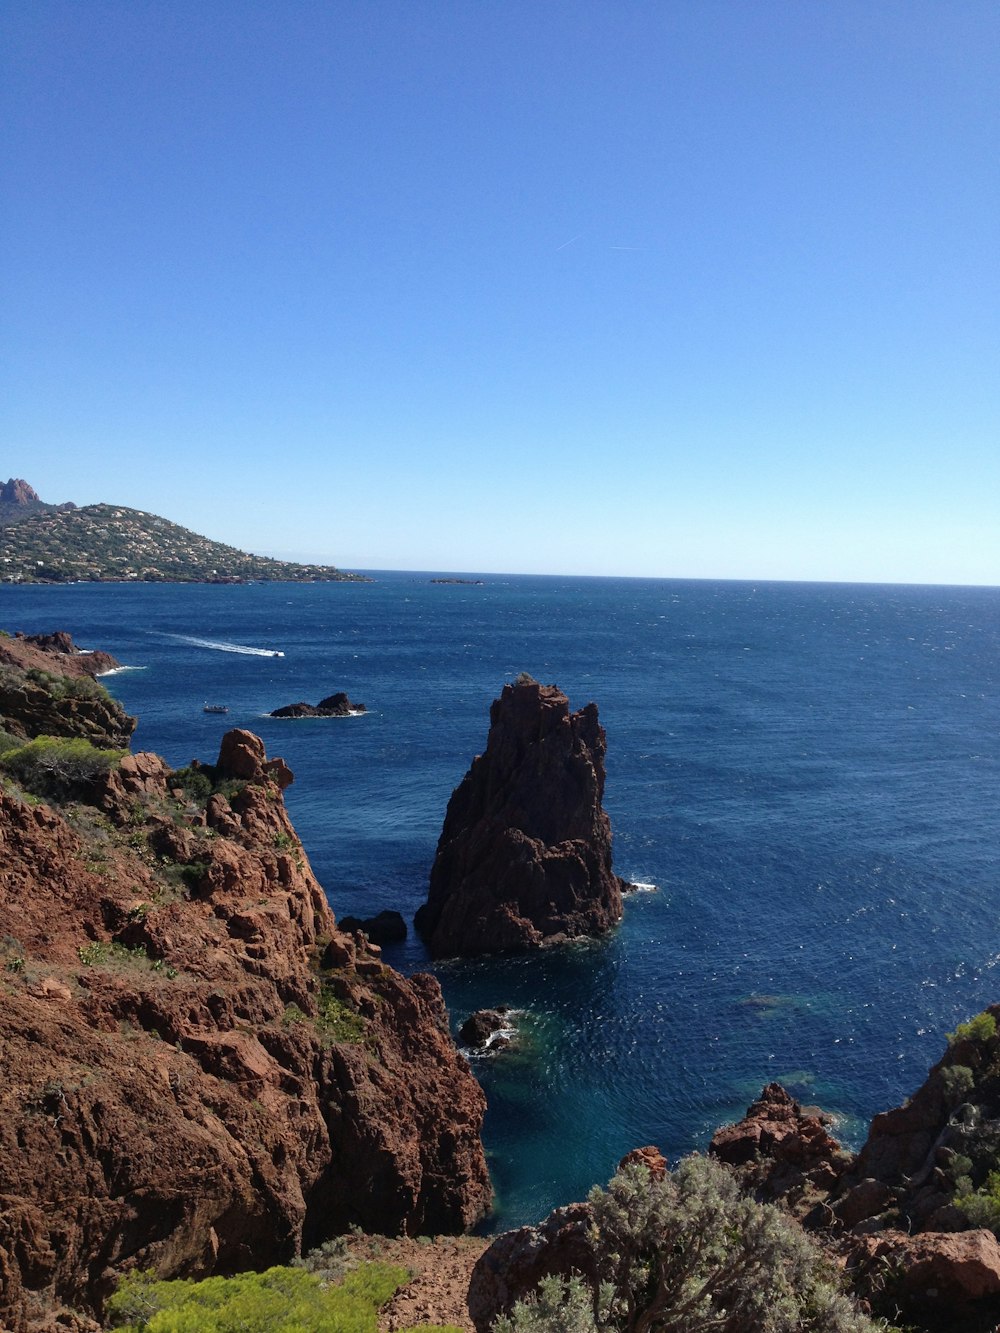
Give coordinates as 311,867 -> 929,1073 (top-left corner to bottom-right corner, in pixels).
415,675 -> 626,958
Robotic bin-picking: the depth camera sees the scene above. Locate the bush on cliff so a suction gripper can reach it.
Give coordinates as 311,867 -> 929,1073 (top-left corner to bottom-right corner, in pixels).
107,1261 -> 409,1332
0,733 -> 125,800
494,1155 -> 886,1333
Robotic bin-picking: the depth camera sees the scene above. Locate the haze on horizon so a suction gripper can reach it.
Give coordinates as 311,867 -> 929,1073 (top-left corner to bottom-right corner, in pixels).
3,2 -> 997,587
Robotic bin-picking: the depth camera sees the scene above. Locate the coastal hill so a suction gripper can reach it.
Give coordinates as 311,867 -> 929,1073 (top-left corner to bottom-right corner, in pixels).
0,478 -> 363,583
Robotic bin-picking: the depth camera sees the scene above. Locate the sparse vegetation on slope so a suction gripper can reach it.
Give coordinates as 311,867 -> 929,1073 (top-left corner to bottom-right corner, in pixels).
0,502 -> 364,583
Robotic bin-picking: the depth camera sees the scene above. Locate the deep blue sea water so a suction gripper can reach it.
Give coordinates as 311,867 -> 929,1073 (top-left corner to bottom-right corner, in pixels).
3,574 -> 999,1231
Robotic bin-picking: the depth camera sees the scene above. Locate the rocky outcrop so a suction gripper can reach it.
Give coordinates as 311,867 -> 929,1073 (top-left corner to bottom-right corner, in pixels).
459,1008 -> 513,1050
467,1202 -> 597,1333
1,629 -> 122,681
706,1039 -> 1000,1330
338,910 -> 407,946
269,692 -> 366,718
415,676 -> 626,958
0,477 -> 41,505
0,699 -> 490,1329
709,1082 -> 851,1213
0,478 -> 75,528
0,631 -> 135,747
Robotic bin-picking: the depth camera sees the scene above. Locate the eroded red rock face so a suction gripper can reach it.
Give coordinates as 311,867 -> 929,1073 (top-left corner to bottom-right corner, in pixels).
0,728 -> 490,1331
416,678 -> 626,958
709,1082 -> 851,1208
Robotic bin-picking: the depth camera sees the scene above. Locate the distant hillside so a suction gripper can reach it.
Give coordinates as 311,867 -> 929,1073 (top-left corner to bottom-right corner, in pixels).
0,481 -> 363,583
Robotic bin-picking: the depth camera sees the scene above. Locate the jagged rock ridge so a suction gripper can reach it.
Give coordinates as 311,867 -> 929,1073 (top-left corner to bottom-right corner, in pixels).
415,675 -> 627,958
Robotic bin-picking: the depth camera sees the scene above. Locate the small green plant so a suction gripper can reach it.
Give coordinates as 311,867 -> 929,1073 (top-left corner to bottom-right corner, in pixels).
273,830 -> 295,850
317,985 -> 367,1044
282,1002 -> 309,1026
956,1169 -> 1000,1235
940,1063 -> 976,1104
78,940 -> 149,968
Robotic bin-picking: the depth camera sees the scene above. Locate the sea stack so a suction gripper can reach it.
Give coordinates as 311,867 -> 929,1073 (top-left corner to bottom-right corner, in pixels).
415,674 -> 626,958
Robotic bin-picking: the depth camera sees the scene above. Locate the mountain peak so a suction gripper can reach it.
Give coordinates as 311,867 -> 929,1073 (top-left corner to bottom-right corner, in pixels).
1,478 -> 41,505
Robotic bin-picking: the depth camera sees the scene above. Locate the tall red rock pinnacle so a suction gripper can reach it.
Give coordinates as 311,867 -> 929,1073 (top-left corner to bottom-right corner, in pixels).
415,676 -> 627,958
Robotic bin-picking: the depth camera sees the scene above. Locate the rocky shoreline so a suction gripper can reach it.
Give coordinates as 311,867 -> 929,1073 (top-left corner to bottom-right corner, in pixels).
3,632 -> 1000,1330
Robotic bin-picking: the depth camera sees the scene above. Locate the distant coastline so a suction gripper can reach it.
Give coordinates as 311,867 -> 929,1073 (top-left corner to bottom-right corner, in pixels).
0,479 -> 366,584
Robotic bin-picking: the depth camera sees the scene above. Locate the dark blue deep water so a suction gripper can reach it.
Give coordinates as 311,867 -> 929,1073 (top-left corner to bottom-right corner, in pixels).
4,574 -> 999,1230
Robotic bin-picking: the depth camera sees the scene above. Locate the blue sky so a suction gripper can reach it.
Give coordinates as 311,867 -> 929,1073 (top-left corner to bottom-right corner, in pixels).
3,1 -> 997,583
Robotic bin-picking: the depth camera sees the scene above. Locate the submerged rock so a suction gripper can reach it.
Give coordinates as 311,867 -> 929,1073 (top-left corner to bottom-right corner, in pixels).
415,675 -> 627,958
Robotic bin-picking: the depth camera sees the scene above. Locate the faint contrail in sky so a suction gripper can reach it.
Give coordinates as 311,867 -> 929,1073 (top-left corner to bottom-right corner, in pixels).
555,233 -> 583,250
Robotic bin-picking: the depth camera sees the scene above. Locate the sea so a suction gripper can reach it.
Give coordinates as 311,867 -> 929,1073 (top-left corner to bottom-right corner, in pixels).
3,573 -> 999,1232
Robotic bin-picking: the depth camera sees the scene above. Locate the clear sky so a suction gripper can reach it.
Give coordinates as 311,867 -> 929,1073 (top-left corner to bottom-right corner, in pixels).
2,1 -> 997,584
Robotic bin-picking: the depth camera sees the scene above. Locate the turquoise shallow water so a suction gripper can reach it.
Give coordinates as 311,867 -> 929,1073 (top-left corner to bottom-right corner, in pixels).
3,573 -> 999,1229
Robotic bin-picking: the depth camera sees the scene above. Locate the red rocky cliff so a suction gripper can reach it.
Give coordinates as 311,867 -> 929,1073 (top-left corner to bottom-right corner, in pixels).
415,676 -> 626,958
0,716 -> 490,1331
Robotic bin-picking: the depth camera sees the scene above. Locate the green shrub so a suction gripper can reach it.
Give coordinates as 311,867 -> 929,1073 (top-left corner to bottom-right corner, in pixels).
0,727 -> 22,756
317,986 -> 366,1044
0,734 -> 125,800
171,766 -> 213,803
495,1155 -> 885,1333
947,1010 -> 997,1046
940,1063 -> 975,1104
956,1169 -> 1000,1235
106,1260 -> 408,1332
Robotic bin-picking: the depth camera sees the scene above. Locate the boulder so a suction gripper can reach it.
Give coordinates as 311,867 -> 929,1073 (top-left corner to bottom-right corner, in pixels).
467,1202 -> 597,1333
618,1145 -> 668,1180
853,1228 -> 1000,1307
415,675 -> 626,958
460,1008 -> 512,1049
338,910 -> 407,946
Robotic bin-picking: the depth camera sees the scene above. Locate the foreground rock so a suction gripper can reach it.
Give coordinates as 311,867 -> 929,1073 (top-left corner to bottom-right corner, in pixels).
415,675 -> 627,958
0,681 -> 490,1330
707,1033 -> 1000,1330
269,692 -> 366,718
467,1202 -> 597,1333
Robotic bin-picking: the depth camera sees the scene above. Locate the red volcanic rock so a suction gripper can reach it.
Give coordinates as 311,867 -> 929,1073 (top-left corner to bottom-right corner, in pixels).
618,1145 -> 668,1180
853,1229 -> 1000,1306
415,676 -> 626,958
2,629 -> 123,682
0,714 -> 490,1329
467,1202 -> 597,1333
0,477 -> 41,504
216,727 -> 293,790
710,1083 -> 850,1206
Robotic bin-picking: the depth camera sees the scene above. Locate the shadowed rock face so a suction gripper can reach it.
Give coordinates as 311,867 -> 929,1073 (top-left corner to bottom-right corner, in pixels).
0,684 -> 490,1329
415,677 -> 625,958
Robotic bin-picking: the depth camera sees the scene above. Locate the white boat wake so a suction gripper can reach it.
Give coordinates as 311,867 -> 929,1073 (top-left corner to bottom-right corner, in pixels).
158,633 -> 284,658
